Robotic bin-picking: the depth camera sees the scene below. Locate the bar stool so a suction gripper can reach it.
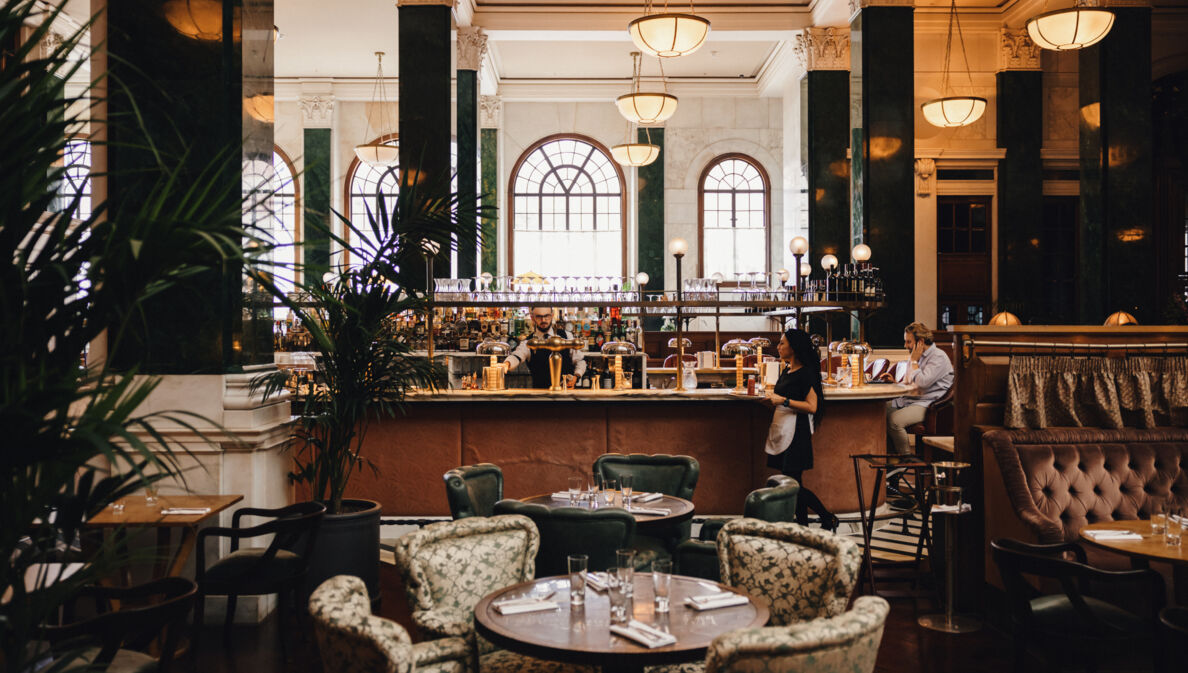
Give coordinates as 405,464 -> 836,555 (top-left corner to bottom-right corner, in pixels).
918,460 -> 981,633
849,453 -> 933,598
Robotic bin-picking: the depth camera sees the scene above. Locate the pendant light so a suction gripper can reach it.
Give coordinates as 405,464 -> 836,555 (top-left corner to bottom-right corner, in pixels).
921,0 -> 986,128
616,52 -> 678,125
612,123 -> 660,167
354,52 -> 398,167
628,0 -> 711,58
1026,0 -> 1114,51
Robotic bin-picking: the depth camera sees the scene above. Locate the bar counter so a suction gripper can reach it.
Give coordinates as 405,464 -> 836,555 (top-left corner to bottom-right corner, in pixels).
343,384 -> 913,517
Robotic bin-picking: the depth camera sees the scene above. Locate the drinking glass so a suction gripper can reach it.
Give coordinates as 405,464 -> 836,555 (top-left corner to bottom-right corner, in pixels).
652,558 -> 672,612
568,554 -> 588,606
1152,500 -> 1168,535
615,549 -> 635,598
606,567 -> 628,624
602,478 -> 617,506
1166,506 -> 1183,547
568,476 -> 583,505
587,473 -> 601,507
144,483 -> 159,505
620,475 -> 634,509
111,501 -> 125,515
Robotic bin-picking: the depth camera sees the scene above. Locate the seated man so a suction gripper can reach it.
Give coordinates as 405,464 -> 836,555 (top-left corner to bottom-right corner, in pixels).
884,322 -> 953,456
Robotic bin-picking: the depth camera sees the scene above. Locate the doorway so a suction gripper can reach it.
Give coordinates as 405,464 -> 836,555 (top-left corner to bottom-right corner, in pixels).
936,195 -> 991,329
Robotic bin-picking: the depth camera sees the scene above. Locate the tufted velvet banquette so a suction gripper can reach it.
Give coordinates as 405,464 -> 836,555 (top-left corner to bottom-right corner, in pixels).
983,427 -> 1188,574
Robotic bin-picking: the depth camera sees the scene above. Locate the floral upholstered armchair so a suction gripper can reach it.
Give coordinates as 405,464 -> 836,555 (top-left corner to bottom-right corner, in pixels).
704,596 -> 890,673
309,574 -> 468,673
717,519 -> 862,625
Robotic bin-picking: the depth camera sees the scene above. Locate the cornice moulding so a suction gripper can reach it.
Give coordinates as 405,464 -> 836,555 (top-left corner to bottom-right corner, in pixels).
473,8 -> 812,32
497,78 -> 761,101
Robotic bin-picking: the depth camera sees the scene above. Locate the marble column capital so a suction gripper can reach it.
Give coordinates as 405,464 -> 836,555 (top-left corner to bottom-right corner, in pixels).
397,0 -> 455,6
795,26 -> 850,71
914,158 -> 935,197
299,96 -> 335,128
998,28 -> 1042,72
457,26 -> 488,71
480,95 -> 501,129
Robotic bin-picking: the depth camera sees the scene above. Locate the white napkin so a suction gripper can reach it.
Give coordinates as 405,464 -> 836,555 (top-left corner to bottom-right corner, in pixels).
628,507 -> 671,516
684,592 -> 749,611
930,504 -> 972,514
493,600 -> 559,615
609,620 -> 677,648
585,572 -> 608,592
160,508 -> 211,515
1084,529 -> 1143,541
551,492 -> 581,501
628,492 -> 662,503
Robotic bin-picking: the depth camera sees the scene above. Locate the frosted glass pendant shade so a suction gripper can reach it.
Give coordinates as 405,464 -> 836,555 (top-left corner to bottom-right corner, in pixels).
611,143 -> 660,167
616,92 -> 679,124
1026,8 -> 1114,51
354,143 -> 399,167
921,96 -> 987,128
628,13 -> 710,58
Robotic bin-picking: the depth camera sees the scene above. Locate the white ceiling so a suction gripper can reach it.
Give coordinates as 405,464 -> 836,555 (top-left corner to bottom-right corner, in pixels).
492,40 -> 779,79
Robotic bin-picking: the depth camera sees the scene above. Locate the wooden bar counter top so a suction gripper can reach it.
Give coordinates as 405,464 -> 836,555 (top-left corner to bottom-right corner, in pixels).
342,384 -> 913,518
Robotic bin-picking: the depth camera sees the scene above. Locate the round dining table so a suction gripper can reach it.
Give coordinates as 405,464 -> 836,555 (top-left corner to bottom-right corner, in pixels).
474,574 -> 768,673
519,492 -> 695,534
1079,519 -> 1188,603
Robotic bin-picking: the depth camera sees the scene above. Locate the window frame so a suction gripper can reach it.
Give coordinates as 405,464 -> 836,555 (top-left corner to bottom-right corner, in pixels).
696,152 -> 771,280
506,133 -> 628,277
342,132 -> 400,268
273,145 -> 301,282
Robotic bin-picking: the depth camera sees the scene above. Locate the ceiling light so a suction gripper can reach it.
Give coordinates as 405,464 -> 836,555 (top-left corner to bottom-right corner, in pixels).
611,142 -> 660,167
616,51 -> 678,125
355,52 -> 398,167
921,0 -> 986,129
628,1 -> 710,58
1026,2 -> 1114,51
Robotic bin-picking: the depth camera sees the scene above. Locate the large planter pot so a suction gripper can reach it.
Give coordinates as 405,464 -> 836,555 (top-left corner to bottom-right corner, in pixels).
304,498 -> 382,605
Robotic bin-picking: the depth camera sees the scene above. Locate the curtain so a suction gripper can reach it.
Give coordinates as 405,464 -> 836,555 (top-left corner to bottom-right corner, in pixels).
1005,356 -> 1188,429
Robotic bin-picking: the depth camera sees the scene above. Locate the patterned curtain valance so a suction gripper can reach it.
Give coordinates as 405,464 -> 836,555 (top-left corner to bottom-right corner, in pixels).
1005,356 -> 1188,429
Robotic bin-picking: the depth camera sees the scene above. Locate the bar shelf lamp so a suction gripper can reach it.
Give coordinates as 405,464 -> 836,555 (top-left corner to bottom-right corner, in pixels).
722,339 -> 754,393
852,243 -> 872,262
1027,0 -> 1114,51
629,0 -> 711,58
921,0 -> 986,128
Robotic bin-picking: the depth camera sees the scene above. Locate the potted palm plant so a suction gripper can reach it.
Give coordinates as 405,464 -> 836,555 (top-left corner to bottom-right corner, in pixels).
254,172 -> 485,600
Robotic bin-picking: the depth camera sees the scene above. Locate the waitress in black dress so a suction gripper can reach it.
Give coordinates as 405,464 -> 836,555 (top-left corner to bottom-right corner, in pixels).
764,328 -> 838,531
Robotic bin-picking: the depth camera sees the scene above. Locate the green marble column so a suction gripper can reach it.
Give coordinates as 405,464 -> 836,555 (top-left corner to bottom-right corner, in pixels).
399,0 -> 452,283
303,128 -> 331,277
104,0 -> 273,374
805,70 -> 851,264
1079,7 -> 1154,323
850,4 -> 914,346
637,126 -> 665,322
996,34 -> 1043,320
480,126 -> 498,275
455,27 -> 485,280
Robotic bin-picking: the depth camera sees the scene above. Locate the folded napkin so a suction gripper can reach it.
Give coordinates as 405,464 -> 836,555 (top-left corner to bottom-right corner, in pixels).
684,592 -> 749,611
585,572 -> 608,592
551,492 -> 582,501
628,507 -> 671,516
493,600 -> 559,615
930,504 -> 972,515
609,620 -> 677,648
1084,529 -> 1143,541
628,492 -> 663,504
160,507 -> 211,515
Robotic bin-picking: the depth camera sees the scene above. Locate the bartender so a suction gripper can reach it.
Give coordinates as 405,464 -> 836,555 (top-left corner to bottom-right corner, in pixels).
502,307 -> 587,388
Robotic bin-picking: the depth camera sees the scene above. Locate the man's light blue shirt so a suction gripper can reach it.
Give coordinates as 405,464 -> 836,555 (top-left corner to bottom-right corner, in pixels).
891,344 -> 954,409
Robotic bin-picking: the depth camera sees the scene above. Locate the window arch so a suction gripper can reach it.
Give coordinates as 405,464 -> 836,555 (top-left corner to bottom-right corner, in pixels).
243,146 -> 300,316
51,137 -> 91,219
508,134 -> 626,277
698,153 -> 770,279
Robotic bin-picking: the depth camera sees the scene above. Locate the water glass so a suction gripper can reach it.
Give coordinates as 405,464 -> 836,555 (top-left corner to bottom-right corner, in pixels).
606,567 -> 628,624
1151,501 -> 1168,535
1166,507 -> 1183,547
568,476 -> 583,505
620,474 -> 634,509
144,483 -> 159,505
568,555 -> 588,606
111,501 -> 126,515
652,558 -> 672,613
602,478 -> 617,506
587,474 -> 601,507
615,549 -> 636,598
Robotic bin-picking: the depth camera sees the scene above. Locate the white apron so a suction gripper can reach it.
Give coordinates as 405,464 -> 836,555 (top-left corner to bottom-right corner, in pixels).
765,405 -> 815,456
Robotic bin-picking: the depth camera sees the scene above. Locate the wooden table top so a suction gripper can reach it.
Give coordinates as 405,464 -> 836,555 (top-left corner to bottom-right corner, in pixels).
86,494 -> 243,528
474,574 -> 768,669
521,493 -> 695,528
1079,519 -> 1188,565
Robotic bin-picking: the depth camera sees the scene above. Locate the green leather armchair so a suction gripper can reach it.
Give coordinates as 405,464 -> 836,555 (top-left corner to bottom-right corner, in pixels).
673,475 -> 801,582
492,500 -> 642,576
442,463 -> 502,519
594,453 -> 699,557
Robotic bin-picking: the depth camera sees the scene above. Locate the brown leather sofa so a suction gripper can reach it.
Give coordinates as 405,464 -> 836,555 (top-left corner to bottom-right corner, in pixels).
982,426 -> 1188,574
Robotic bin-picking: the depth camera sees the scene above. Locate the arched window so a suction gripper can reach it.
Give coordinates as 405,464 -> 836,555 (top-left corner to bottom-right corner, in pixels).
698,154 -> 769,279
51,138 -> 91,219
343,135 -> 458,271
243,147 -> 300,316
509,134 -> 625,277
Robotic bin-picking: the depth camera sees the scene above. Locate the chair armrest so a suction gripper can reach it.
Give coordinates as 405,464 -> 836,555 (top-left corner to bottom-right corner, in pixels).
411,636 -> 470,666
698,518 -> 730,542
195,521 -> 288,572
413,609 -> 474,640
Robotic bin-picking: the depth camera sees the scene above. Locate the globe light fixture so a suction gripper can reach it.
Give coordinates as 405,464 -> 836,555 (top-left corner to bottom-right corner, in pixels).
852,243 -> 872,262
668,237 -> 688,257
628,0 -> 711,58
1027,1 -> 1114,51
989,311 -> 1022,326
789,236 -> 809,255
821,254 -> 839,271
616,52 -> 678,125
355,52 -> 399,167
921,0 -> 986,129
